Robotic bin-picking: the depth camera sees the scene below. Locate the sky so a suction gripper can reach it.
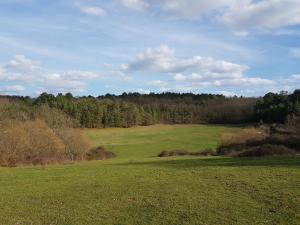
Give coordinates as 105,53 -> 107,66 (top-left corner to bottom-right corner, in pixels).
0,0 -> 300,97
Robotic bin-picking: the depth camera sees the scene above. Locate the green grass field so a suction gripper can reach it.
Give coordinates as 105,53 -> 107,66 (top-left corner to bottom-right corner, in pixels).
84,124 -> 240,159
0,125 -> 299,225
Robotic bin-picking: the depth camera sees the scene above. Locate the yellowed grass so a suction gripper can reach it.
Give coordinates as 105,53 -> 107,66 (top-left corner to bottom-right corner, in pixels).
221,128 -> 267,146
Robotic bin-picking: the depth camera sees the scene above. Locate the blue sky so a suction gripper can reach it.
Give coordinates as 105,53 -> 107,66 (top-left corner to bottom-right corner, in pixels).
0,0 -> 300,96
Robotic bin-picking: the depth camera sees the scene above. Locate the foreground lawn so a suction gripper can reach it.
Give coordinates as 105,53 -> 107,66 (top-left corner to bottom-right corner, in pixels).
0,125 -> 299,225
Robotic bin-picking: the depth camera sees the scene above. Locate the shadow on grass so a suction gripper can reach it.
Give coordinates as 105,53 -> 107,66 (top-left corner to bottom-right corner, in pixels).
118,156 -> 300,169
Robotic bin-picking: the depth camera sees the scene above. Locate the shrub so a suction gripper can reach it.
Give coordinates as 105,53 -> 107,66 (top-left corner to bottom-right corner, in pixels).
266,135 -> 300,151
34,105 -> 80,128
158,150 -> 189,157
54,128 -> 91,161
34,106 -> 90,161
0,120 -> 66,167
0,102 -> 33,122
217,126 -> 300,157
190,149 -> 216,156
86,147 -> 116,160
236,144 -> 297,157
22,120 -> 66,165
0,120 -> 30,167
158,149 -> 216,157
0,119 -> 92,167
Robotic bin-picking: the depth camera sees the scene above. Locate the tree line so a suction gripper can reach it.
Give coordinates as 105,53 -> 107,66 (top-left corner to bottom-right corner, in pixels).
1,90 -> 299,129
255,90 -> 300,123
33,92 -> 256,127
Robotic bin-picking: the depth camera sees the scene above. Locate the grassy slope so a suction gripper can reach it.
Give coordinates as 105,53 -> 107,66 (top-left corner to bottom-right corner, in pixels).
84,124 -> 240,159
0,125 -> 299,225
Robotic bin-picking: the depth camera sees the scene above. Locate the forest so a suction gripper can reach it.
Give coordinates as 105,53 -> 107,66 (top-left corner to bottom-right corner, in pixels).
1,90 -> 299,128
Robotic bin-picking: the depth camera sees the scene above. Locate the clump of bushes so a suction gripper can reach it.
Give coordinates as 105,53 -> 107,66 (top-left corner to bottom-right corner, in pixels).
86,147 -> 116,160
217,127 -> 300,157
158,149 -> 215,157
236,144 -> 296,157
0,120 -> 65,166
0,119 -> 92,167
0,105 -> 92,167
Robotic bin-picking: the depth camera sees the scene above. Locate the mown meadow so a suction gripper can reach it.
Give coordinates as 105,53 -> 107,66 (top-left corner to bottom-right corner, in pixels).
0,125 -> 299,225
84,124 -> 240,159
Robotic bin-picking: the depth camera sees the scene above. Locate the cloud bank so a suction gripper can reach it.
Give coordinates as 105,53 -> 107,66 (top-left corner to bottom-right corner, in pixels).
0,55 -> 102,94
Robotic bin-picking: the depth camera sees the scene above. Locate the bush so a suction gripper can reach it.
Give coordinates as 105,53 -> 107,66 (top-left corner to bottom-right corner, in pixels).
0,120 -> 66,167
217,126 -> 300,157
0,102 -> 33,122
191,149 -> 216,156
158,150 -> 189,157
86,147 -> 116,160
158,149 -> 216,157
266,135 -> 300,151
236,144 -> 297,157
55,128 -> 91,161
0,119 -> 92,167
34,105 -> 80,128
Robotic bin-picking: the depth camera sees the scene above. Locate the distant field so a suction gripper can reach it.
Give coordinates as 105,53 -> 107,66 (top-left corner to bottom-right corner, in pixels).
0,125 -> 300,225
84,124 -> 240,159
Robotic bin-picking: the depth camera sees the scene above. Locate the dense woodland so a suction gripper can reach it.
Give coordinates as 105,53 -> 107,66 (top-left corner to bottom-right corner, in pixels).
255,90 -> 300,123
1,90 -> 299,128
0,92 -> 255,128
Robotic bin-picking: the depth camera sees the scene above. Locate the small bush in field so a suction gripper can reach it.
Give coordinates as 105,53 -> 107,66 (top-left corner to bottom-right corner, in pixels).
86,147 -> 116,160
191,149 -> 216,156
236,144 -> 297,157
158,149 -> 216,157
158,150 -> 189,157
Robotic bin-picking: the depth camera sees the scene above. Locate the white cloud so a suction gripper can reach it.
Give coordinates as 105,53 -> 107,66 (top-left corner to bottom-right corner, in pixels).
0,55 -> 102,94
173,73 -> 275,88
63,70 -> 99,79
160,0 -> 235,19
218,0 -> 300,33
0,55 -> 40,82
0,85 -> 25,94
148,80 -> 167,87
290,48 -> 300,58
291,74 -> 300,80
218,91 -> 239,97
121,0 -> 149,11
44,73 -> 87,93
4,55 -> 40,72
124,45 -> 247,75
124,45 -> 275,90
126,0 -> 300,33
75,2 -> 106,16
124,45 -> 176,72
0,67 -> 5,80
41,70 -> 101,93
286,74 -> 300,84
137,88 -> 151,94
79,6 -> 106,16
